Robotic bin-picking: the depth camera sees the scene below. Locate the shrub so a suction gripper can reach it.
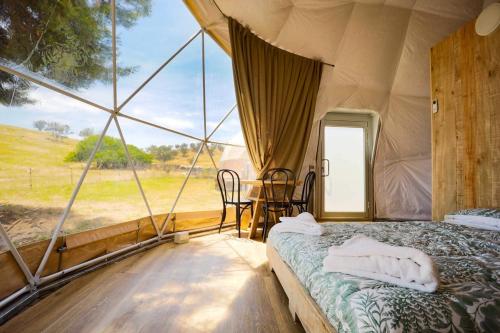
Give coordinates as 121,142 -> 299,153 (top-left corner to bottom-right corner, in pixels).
147,145 -> 177,162
66,135 -> 152,169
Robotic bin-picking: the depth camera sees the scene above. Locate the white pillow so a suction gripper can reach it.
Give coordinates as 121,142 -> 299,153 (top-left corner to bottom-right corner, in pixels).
444,208 -> 500,231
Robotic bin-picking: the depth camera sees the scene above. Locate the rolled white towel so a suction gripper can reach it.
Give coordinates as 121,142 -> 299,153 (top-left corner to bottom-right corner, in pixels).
280,212 -> 317,225
323,235 -> 439,292
273,212 -> 324,235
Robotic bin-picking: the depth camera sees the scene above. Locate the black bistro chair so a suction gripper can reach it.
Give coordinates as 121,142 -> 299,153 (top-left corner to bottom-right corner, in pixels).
261,168 -> 296,242
217,169 -> 253,238
291,171 -> 316,214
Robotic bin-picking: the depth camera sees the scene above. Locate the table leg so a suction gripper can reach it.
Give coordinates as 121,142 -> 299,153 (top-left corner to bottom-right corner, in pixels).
248,189 -> 262,239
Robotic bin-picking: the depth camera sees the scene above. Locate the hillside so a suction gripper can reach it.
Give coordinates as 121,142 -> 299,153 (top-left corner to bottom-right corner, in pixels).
0,124 -> 78,169
0,124 -> 221,170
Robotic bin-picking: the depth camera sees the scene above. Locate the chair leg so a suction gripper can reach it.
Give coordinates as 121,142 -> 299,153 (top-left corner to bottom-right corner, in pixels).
263,207 -> 269,242
219,205 -> 227,234
236,203 -> 241,238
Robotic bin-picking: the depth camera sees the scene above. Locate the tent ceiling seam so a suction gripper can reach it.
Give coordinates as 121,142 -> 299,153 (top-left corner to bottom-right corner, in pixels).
210,0 -> 335,67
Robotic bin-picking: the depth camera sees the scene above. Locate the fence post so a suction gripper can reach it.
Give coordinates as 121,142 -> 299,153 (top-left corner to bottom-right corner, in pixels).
29,168 -> 32,189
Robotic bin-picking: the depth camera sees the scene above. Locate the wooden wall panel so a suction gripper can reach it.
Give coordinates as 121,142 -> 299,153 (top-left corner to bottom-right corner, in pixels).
0,252 -> 27,299
18,238 -> 63,277
431,20 -> 500,221
0,209 -> 237,301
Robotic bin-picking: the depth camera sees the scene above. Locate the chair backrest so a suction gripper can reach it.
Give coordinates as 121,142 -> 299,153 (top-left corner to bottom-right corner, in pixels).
261,168 -> 296,208
301,171 -> 316,206
217,169 -> 241,204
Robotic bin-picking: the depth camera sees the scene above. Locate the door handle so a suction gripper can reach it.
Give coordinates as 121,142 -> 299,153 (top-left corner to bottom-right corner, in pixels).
321,159 -> 330,177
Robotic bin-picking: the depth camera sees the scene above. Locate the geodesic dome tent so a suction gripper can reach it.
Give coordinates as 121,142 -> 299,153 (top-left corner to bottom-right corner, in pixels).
0,0 -> 495,315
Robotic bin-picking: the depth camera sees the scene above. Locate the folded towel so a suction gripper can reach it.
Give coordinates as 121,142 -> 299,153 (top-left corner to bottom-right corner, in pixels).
323,235 -> 439,292
272,212 -> 324,235
280,212 -> 317,225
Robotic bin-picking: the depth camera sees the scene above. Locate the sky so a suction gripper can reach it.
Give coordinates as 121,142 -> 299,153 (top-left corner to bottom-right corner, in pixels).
0,0 -> 242,149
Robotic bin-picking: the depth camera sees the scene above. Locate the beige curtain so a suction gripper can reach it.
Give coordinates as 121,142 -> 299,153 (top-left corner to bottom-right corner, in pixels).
228,18 -> 323,178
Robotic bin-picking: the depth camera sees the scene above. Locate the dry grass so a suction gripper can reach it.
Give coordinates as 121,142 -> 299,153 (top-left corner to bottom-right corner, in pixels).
0,124 -> 223,246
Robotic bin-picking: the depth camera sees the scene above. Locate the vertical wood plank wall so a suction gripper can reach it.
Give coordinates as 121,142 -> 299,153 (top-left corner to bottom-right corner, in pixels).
430,20 -> 500,221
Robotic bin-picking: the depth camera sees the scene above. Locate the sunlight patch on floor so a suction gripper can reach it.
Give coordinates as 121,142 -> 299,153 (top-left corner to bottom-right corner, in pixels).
182,270 -> 251,331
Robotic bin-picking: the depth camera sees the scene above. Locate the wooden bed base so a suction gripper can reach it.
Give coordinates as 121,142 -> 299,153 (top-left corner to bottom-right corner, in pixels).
267,244 -> 337,333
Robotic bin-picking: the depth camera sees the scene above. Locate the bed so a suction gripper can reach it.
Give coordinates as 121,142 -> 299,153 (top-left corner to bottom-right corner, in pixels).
267,221 -> 500,333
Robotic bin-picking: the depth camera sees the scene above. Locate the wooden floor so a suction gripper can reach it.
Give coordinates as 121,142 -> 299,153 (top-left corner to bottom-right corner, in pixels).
0,231 -> 305,333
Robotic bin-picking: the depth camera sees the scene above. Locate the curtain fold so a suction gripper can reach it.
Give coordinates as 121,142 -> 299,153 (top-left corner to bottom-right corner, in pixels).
228,18 -> 323,178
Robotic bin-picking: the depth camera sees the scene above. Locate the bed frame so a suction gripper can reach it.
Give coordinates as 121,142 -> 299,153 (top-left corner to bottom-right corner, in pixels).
267,244 -> 337,333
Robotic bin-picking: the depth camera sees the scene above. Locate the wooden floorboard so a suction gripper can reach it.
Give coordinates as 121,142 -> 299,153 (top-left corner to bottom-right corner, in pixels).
0,231 -> 305,333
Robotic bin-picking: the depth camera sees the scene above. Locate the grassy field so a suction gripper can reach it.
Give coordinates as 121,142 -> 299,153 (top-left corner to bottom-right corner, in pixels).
0,124 -> 223,246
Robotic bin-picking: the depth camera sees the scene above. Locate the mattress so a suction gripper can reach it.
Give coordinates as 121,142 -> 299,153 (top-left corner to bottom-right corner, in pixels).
268,221 -> 500,333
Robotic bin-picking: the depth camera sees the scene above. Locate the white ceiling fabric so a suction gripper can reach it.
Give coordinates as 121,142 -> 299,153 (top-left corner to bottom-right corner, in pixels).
185,0 -> 485,220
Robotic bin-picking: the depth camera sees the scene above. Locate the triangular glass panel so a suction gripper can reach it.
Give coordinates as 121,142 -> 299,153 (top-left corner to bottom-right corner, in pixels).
205,35 -> 237,136
0,72 -> 111,249
165,145 -> 224,232
208,108 -> 245,146
116,0 -> 201,104
115,115 -> 202,229
118,30 -> 204,139
62,120 -> 154,244
0,1 -> 113,107
215,144 -> 256,183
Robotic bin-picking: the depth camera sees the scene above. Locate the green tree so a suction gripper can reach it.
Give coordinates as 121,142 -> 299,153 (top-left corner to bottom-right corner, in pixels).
79,128 -> 95,137
0,0 -> 151,105
66,135 -> 152,169
45,121 -> 71,140
189,142 -> 202,152
33,120 -> 47,131
208,143 -> 218,153
148,145 -> 177,162
179,143 -> 189,157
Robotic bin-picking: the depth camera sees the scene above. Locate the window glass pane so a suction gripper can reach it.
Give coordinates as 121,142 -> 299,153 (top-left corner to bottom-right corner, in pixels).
116,116 -> 200,218
62,121 -> 152,236
324,126 -> 366,212
0,1 -> 118,107
171,146 -> 221,231
117,0 -> 200,103
170,144 -> 255,232
119,36 -> 203,138
218,145 -> 255,185
217,144 -> 255,208
208,108 -> 244,145
0,74 -> 110,247
205,35 -> 236,136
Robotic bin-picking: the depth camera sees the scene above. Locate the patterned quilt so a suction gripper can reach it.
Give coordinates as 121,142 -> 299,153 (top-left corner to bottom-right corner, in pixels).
268,222 -> 500,333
